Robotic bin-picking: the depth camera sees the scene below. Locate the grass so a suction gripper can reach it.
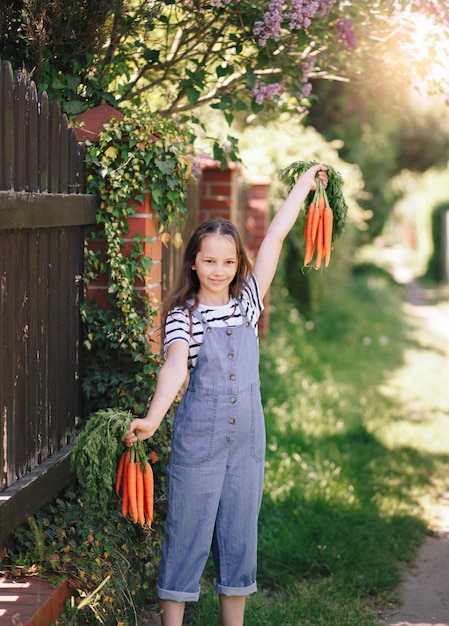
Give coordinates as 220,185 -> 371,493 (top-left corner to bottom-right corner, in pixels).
183,264 -> 449,625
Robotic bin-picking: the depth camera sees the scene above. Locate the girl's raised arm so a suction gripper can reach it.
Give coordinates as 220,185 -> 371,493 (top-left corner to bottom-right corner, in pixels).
253,163 -> 327,300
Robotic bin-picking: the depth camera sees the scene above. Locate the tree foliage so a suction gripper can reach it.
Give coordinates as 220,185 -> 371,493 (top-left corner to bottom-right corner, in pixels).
2,1 -> 448,235
2,1 -> 448,123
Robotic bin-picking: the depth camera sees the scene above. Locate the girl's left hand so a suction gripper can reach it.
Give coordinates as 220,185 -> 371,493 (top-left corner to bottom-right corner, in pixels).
308,164 -> 328,190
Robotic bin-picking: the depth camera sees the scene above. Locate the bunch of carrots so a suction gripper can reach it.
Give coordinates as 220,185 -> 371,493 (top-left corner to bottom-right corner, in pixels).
303,179 -> 333,269
278,159 -> 348,271
115,440 -> 156,528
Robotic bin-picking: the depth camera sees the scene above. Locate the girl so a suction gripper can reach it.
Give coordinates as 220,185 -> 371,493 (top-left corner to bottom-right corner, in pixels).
125,163 -> 328,626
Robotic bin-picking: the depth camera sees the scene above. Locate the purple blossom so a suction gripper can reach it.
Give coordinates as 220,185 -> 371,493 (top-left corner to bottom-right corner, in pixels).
297,82 -> 312,99
253,0 -> 337,46
301,57 -> 316,82
253,0 -> 284,45
336,19 -> 358,49
251,79 -> 285,104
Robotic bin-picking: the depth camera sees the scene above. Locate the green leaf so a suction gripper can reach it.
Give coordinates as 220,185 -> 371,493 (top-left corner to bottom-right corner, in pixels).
155,158 -> 176,175
186,86 -> 201,104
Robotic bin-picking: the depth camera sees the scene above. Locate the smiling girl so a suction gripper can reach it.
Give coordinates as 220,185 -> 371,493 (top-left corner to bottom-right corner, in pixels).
125,163 -> 328,626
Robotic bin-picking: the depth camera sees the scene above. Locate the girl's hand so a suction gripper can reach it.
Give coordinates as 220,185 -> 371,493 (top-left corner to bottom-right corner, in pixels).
124,417 -> 157,447
306,164 -> 328,191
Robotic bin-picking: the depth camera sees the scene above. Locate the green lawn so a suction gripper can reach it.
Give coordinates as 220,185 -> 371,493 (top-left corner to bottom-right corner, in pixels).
184,265 -> 449,625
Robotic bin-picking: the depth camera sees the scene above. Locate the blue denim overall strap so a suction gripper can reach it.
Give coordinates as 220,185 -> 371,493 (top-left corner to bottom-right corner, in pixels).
157,298 -> 266,602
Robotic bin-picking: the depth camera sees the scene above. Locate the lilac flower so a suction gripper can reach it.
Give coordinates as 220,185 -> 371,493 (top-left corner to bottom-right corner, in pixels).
336,19 -> 358,49
297,82 -> 312,99
253,0 -> 284,45
301,57 -> 316,82
251,79 -> 285,104
253,0 -> 337,46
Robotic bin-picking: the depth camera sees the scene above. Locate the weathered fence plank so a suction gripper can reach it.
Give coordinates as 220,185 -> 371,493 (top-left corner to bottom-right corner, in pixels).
0,445 -> 73,546
0,191 -> 96,229
27,80 -> 39,192
14,71 -> 27,190
59,113 -> 69,193
38,90 -> 49,192
48,102 -> 61,193
0,60 -> 14,189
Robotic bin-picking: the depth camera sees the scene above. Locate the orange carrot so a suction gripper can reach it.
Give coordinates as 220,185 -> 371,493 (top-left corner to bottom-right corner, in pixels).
304,238 -> 317,267
127,459 -> 138,523
314,211 -> 325,270
143,461 -> 154,528
115,450 -> 127,495
303,202 -> 316,266
304,201 -> 314,240
136,464 -> 145,526
121,450 -> 131,517
310,200 -> 322,244
323,205 -> 333,268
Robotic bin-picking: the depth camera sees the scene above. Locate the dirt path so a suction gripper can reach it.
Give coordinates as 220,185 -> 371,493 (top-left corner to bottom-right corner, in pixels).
382,276 -> 449,626
383,494 -> 449,626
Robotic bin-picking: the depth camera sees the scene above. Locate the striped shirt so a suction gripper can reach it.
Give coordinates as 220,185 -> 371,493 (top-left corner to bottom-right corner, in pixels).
164,273 -> 264,371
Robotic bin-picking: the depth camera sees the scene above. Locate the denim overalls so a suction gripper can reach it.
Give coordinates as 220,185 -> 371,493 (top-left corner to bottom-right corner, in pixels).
157,300 -> 266,602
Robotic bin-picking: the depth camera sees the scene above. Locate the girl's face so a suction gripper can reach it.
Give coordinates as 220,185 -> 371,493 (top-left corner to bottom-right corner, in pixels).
192,234 -> 238,305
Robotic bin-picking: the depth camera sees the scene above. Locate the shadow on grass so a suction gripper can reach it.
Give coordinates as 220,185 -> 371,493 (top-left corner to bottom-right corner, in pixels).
258,423 -> 449,595
256,267 -> 449,609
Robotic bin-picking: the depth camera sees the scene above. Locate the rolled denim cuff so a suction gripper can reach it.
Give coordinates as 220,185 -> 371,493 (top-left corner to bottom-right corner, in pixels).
216,581 -> 257,597
156,585 -> 200,603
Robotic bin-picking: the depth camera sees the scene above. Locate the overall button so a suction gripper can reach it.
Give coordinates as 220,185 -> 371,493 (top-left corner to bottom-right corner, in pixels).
226,329 -> 232,335
228,353 -> 233,360
230,397 -> 237,404
245,321 -> 250,327
230,374 -> 236,381
229,418 -> 236,425
206,327 -> 212,333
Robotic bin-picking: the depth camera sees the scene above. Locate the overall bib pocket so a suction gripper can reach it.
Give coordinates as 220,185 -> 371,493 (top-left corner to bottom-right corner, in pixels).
171,388 -> 218,467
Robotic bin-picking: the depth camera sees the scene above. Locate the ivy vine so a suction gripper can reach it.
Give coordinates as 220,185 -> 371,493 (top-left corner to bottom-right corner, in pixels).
81,109 -> 193,418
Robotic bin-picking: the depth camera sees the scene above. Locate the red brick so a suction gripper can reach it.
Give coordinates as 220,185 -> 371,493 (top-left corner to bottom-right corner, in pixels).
144,237 -> 162,260
87,286 -> 111,309
208,183 -> 233,197
201,198 -> 232,212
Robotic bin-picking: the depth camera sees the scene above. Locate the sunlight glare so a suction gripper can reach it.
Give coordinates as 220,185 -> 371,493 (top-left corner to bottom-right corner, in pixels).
395,8 -> 449,95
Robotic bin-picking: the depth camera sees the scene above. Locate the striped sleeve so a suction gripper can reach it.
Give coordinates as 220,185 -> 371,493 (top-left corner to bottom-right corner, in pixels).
242,273 -> 264,327
163,308 -> 191,354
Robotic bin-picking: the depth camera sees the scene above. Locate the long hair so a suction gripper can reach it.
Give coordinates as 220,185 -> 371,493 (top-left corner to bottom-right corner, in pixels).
163,218 -> 252,325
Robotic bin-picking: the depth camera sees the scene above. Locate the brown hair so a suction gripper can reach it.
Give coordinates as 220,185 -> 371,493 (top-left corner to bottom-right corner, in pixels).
163,218 -> 252,326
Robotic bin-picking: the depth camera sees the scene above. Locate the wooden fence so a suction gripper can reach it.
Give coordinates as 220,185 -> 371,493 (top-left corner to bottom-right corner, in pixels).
0,60 -> 96,546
